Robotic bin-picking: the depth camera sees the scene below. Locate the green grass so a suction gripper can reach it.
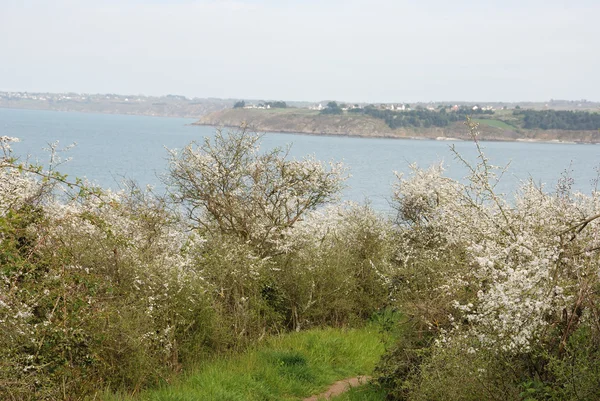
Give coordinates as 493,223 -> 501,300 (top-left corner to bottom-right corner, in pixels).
472,118 -> 518,130
106,326 -> 387,401
244,107 -> 319,116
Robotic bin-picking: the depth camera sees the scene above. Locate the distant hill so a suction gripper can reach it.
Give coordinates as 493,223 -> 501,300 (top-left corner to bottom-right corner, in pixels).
195,108 -> 600,144
0,91 -> 233,118
3,91 -> 600,144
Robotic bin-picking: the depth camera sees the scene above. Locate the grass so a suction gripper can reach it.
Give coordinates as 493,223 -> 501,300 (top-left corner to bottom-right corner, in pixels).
242,107 -> 319,116
106,325 -> 388,401
472,118 -> 518,130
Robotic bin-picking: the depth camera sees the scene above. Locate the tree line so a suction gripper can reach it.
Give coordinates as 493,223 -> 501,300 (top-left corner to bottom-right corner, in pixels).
515,109 -> 600,130
233,100 -> 287,109
319,102 -> 494,128
359,106 -> 493,129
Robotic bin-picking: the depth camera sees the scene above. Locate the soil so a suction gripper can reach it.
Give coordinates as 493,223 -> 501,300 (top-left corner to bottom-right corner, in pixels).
303,375 -> 371,401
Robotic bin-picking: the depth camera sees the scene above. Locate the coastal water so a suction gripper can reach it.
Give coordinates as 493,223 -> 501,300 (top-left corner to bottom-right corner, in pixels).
2,108 -> 599,212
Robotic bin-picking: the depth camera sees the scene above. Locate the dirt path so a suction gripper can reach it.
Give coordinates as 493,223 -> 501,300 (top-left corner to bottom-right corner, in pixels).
303,375 -> 371,401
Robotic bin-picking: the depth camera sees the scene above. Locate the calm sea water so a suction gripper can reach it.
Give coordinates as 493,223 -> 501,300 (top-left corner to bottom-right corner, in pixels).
2,108 -> 599,211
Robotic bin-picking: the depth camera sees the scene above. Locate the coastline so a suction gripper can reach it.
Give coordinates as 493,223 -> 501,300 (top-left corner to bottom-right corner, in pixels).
2,104 -> 597,145
193,121 -> 597,145
0,105 -> 202,120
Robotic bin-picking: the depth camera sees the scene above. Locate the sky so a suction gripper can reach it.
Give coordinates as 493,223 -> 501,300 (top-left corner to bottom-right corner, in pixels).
0,0 -> 598,103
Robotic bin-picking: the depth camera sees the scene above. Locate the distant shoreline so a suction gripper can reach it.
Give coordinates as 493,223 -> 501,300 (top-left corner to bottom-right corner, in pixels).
193,108 -> 600,145
193,120 -> 596,145
2,104 -> 598,145
0,105 -> 200,120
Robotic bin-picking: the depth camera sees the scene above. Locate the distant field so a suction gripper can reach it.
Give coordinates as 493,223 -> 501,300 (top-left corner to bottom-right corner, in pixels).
198,108 -> 600,143
472,118 -> 518,130
250,107 -> 319,116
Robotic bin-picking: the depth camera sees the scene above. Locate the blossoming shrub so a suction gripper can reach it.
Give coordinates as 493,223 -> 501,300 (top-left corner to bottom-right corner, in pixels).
166,128 -> 394,335
189,231 -> 282,346
1,132 -> 395,399
166,126 -> 346,257
377,124 -> 600,400
0,137 -> 214,399
270,202 -> 395,330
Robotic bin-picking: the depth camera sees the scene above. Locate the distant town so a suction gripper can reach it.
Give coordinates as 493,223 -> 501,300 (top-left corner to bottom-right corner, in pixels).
1,91 -> 599,120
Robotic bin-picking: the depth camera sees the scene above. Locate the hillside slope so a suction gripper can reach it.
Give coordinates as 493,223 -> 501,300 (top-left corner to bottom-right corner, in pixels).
195,109 -> 600,143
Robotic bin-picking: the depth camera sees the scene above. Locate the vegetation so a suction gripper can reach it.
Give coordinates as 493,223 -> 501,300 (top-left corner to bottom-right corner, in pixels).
360,106 -> 494,129
107,325 -> 385,401
253,102 -> 600,132
166,126 -> 346,257
0,132 -> 393,400
330,383 -> 387,400
472,118 -> 517,130
2,119 -> 600,400
374,120 -> 600,400
515,109 -> 600,130
349,105 -> 600,131
233,101 -> 287,109
266,101 -> 287,109
320,101 -> 343,115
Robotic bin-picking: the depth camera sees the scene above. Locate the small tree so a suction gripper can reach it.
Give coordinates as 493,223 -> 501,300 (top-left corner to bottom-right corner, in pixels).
266,101 -> 287,108
320,101 -> 343,115
166,126 -> 347,255
233,100 -> 245,108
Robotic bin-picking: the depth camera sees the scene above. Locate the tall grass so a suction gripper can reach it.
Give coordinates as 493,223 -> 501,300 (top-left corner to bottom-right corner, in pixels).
106,325 -> 386,401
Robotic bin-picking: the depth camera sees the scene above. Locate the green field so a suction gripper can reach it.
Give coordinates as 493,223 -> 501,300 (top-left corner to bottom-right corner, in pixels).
250,107 -> 319,116
472,118 -> 518,130
106,326 -> 388,401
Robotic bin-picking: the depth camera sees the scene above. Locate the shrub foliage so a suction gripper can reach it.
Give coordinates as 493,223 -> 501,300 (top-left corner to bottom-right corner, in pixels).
2,121 -> 599,400
376,120 -> 600,400
0,131 -> 392,400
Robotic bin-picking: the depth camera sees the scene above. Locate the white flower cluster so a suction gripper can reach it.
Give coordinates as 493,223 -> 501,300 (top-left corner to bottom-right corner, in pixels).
0,135 -> 20,153
166,128 -> 347,255
394,157 -> 600,354
280,201 -> 392,254
0,157 -> 209,380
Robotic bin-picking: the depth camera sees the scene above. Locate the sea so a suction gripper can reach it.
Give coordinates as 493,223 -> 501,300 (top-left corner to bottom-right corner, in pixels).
2,108 -> 599,212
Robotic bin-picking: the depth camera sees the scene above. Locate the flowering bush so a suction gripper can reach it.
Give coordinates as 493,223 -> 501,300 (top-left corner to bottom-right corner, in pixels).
165,127 -> 385,339
0,131 -> 393,399
378,120 -> 600,399
272,202 -> 395,330
0,138 -> 212,399
166,126 -> 347,256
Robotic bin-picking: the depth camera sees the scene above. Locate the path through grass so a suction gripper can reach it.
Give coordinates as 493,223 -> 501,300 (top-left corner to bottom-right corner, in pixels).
107,325 -> 387,401
329,383 -> 387,400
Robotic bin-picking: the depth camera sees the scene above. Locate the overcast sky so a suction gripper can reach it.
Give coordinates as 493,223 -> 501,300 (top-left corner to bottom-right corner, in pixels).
1,0 -> 598,103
